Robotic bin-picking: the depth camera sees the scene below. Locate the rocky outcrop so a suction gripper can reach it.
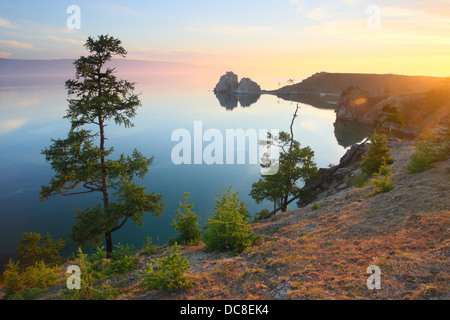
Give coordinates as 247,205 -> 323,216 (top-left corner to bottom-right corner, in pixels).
214,71 -> 239,93
335,86 -> 374,121
296,142 -> 369,208
214,72 -> 262,110
213,72 -> 261,94
235,77 -> 261,94
334,84 -> 450,136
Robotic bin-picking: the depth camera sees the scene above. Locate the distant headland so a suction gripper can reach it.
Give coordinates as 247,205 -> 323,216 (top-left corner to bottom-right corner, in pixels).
214,71 -> 450,135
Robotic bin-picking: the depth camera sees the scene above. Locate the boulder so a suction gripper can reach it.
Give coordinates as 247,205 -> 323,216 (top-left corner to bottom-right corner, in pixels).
213,71 -> 239,93
235,77 -> 261,94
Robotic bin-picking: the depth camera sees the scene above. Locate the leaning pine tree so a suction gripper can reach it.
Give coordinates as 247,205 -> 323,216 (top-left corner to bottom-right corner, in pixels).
40,35 -> 165,256
250,105 -> 318,214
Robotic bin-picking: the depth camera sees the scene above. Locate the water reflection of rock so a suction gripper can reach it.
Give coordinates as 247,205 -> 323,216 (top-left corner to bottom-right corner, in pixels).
275,93 -> 339,109
334,119 -> 374,148
215,92 -> 261,110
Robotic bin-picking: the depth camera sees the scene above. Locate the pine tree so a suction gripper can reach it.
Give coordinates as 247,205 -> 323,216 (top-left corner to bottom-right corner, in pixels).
203,187 -> 255,254
171,192 -> 201,246
250,105 -> 318,212
40,35 -> 165,256
360,131 -> 394,176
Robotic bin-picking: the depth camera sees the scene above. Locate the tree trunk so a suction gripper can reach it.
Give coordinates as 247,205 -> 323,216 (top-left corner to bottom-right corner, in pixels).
281,195 -> 288,212
99,115 -> 112,257
105,231 -> 113,256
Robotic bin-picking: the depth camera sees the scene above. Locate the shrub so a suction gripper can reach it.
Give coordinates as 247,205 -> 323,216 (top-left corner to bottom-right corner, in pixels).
370,163 -> 395,194
108,244 -> 139,275
360,132 -> 394,176
407,153 -> 435,174
171,192 -> 202,246
66,248 -> 121,300
16,232 -> 65,268
2,259 -> 58,297
203,187 -> 256,254
253,209 -> 270,222
352,172 -> 368,187
311,202 -> 321,210
407,128 -> 450,174
85,244 -> 138,277
375,104 -> 405,133
140,243 -> 192,292
140,236 -> 159,256
64,244 -> 138,300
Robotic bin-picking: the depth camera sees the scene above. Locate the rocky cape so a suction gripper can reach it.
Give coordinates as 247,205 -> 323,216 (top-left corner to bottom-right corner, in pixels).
213,71 -> 450,136
334,84 -> 450,136
213,71 -> 261,94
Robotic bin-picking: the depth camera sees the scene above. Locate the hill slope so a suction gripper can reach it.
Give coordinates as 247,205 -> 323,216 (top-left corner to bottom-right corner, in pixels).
7,139 -> 447,301
275,72 -> 449,96
136,139 -> 449,300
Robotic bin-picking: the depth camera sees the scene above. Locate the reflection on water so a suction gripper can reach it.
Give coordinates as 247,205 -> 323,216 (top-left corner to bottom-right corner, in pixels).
333,119 -> 374,148
0,74 -> 368,267
214,92 -> 261,110
275,93 -> 339,110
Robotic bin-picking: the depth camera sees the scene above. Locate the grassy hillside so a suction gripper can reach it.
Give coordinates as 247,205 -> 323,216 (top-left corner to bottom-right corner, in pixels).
2,139 -> 448,300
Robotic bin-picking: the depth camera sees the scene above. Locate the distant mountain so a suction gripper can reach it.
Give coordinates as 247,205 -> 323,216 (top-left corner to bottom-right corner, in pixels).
275,72 -> 449,96
0,58 -> 208,76
0,58 -> 217,87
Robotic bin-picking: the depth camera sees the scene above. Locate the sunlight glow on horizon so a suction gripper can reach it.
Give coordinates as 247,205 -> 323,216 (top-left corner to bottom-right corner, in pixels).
1,0 -> 449,78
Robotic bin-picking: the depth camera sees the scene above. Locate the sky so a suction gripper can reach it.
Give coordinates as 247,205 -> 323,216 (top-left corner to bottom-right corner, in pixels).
1,0 -> 450,79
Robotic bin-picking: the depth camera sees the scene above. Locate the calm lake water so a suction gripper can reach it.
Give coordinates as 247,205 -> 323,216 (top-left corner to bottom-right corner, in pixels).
0,72 -> 364,265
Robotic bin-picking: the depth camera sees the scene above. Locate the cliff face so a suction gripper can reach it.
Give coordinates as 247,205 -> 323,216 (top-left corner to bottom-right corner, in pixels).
334,84 -> 450,135
335,86 -> 374,121
213,71 -> 239,93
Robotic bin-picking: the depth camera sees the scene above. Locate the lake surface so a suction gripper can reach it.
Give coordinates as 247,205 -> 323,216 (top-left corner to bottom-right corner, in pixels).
0,73 -> 363,265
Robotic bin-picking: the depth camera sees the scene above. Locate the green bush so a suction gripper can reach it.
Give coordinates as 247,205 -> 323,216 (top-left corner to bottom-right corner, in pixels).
140,243 -> 192,292
2,259 -> 58,297
253,208 -> 270,222
63,244 -> 138,300
311,202 -> 321,210
140,236 -> 159,256
352,172 -> 368,187
202,187 -> 256,254
360,132 -> 394,176
65,247 -> 122,300
16,232 -> 65,268
407,129 -> 450,174
370,163 -> 395,194
108,244 -> 139,275
84,244 -> 138,277
171,192 -> 202,246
